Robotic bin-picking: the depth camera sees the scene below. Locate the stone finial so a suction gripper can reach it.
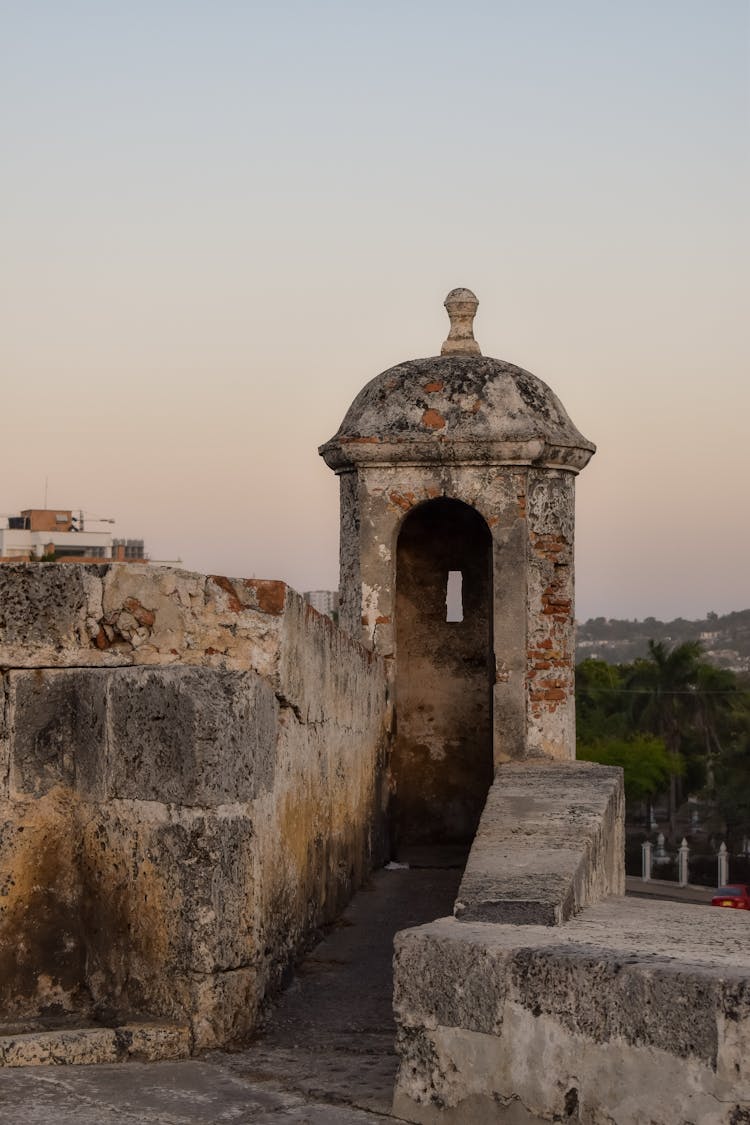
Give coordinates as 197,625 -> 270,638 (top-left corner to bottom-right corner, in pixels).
441,288 -> 481,356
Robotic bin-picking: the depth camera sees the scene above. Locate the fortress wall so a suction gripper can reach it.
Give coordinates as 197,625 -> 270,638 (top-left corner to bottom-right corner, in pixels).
393,901 -> 750,1124
0,564 -> 390,1049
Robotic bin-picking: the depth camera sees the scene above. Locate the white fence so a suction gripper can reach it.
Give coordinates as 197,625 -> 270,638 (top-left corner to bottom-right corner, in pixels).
641,837 -> 731,888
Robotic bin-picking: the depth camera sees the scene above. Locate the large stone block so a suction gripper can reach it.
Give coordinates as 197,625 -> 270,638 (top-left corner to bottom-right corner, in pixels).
189,967 -> 260,1050
7,666 -> 278,807
0,1021 -> 191,1067
393,901 -> 750,1124
107,666 -> 277,805
0,564 -> 104,664
97,566 -> 292,675
8,670 -> 110,799
455,760 -> 624,925
0,790 -> 90,1019
79,802 -> 257,1020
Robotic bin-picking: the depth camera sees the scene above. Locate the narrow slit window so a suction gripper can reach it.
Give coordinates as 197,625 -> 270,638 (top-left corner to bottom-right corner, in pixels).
446,570 -> 463,622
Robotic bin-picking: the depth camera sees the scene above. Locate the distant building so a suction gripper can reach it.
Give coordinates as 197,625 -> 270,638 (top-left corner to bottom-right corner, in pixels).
304,589 -> 339,619
112,538 -> 147,561
0,508 -> 175,565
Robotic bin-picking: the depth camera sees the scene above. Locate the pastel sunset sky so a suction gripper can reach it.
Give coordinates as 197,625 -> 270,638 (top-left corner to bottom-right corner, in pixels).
3,1 -> 748,620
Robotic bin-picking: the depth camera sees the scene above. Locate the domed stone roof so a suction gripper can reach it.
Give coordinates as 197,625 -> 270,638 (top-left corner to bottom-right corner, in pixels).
319,291 -> 595,473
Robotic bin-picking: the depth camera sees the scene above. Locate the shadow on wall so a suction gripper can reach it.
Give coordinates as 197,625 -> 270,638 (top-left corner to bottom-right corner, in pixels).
392,498 -> 495,853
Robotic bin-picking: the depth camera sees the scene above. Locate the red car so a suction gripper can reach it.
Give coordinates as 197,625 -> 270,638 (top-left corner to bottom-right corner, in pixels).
711,884 -> 750,910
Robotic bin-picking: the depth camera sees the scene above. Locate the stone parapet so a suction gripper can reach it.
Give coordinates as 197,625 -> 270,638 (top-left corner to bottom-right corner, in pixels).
393,900 -> 750,1124
454,761 -> 625,925
0,564 -> 390,1051
0,563 -> 349,688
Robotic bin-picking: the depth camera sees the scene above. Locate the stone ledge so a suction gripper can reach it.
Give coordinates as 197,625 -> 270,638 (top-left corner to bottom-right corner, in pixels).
0,564 -> 387,732
393,898 -> 750,1124
0,1020 -> 191,1066
454,760 -> 624,925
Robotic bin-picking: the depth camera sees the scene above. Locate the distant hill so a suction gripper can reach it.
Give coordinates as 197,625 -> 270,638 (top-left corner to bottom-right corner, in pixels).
576,609 -> 750,673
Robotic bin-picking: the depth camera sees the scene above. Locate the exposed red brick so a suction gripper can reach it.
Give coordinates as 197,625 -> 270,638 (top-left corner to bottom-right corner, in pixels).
529,686 -> 567,703
123,597 -> 155,628
375,614 -> 391,625
244,578 -> 287,615
389,491 -> 416,511
423,380 -> 444,393
209,575 -> 244,612
531,532 -> 568,560
421,408 -> 446,430
528,648 -> 569,668
94,627 -> 109,651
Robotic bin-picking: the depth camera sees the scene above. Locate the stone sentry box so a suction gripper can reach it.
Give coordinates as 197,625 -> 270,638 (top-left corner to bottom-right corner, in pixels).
320,289 -> 595,846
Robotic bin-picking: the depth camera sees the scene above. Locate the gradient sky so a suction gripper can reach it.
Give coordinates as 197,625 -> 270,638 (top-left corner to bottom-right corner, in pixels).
3,1 -> 748,620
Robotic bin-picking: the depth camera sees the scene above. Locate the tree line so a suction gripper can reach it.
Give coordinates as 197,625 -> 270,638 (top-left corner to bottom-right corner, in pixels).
576,641 -> 750,847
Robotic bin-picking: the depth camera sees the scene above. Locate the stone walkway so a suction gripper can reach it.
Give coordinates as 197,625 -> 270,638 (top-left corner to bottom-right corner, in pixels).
0,859 -> 463,1124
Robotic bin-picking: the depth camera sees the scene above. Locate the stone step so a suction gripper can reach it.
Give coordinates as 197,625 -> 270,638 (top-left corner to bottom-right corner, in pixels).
0,1020 -> 191,1067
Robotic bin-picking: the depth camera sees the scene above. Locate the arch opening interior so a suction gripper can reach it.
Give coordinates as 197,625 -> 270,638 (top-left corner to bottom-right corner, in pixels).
393,498 -> 494,851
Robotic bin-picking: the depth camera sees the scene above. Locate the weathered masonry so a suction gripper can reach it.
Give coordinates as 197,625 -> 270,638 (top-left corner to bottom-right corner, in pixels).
1,289 -> 748,1122
0,567 -> 389,1053
320,288 -> 595,845
323,290 -> 750,1124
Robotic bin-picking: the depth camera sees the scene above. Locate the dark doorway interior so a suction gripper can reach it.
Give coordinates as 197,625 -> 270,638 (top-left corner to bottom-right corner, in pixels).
392,498 -> 494,851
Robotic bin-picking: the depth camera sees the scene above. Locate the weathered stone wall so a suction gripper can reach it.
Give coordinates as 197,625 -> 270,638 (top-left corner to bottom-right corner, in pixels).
0,564 -> 390,1049
526,471 -> 576,760
391,763 -> 750,1123
335,463 -> 577,766
393,900 -> 750,1124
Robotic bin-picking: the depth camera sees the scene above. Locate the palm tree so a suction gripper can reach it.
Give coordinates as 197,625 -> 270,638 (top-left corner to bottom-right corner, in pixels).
694,662 -> 737,792
626,640 -> 704,836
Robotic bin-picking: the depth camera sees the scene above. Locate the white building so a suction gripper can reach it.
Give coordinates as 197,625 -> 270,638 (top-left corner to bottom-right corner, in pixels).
303,589 -> 339,619
0,509 -> 145,563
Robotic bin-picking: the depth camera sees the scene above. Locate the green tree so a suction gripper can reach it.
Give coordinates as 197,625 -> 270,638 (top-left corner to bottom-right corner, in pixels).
625,640 -> 705,833
693,662 -> 737,791
578,735 -> 675,824
713,686 -> 750,848
576,647 -> 744,838
576,659 -> 627,743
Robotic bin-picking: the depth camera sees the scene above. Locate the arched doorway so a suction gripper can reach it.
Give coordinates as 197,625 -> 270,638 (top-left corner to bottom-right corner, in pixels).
392,498 -> 494,850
